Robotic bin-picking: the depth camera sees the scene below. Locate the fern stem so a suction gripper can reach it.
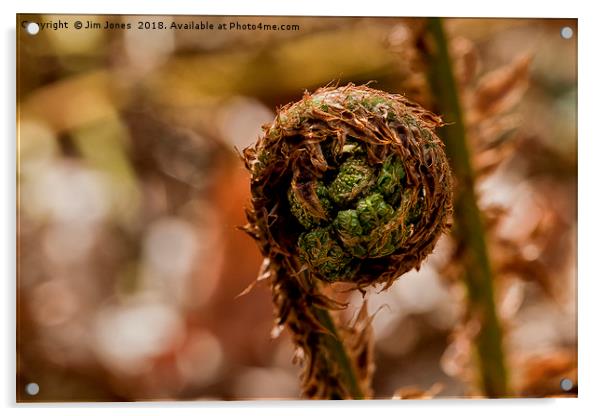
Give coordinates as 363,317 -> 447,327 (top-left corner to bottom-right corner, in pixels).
311,305 -> 365,399
424,17 -> 509,397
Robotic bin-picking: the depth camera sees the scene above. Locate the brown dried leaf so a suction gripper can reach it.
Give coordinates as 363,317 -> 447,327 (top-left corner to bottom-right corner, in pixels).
472,54 -> 532,119
473,114 -> 522,151
473,141 -> 517,178
517,349 -> 577,397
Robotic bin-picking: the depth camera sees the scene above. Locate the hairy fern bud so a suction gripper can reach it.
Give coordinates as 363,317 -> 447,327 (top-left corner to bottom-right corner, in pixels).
243,85 -> 452,287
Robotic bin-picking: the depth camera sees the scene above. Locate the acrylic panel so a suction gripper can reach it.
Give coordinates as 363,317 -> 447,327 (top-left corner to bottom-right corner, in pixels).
16,14 -> 577,402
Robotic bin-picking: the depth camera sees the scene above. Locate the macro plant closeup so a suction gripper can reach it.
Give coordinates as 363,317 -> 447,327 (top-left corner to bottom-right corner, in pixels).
17,15 -> 577,401
244,85 -> 453,286
243,84 -> 453,398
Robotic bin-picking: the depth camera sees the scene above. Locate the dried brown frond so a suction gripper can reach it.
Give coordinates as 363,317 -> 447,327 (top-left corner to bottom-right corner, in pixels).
470,54 -> 532,121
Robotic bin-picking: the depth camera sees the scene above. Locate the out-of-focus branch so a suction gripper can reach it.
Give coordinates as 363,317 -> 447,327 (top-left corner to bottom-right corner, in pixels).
423,17 -> 509,397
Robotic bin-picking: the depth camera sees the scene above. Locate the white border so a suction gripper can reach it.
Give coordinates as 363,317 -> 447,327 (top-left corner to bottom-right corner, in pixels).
3,1 -> 601,415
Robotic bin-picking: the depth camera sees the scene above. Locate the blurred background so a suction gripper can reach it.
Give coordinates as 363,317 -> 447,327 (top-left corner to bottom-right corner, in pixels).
16,15 -> 576,401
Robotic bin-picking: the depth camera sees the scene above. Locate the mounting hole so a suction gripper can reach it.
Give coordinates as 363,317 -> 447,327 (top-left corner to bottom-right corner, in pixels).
560,378 -> 574,392
25,22 -> 40,36
560,26 -> 573,40
25,382 -> 40,396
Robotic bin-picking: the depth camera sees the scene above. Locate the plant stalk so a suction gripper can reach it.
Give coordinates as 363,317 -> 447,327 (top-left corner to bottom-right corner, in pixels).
311,305 -> 365,399
424,17 -> 509,397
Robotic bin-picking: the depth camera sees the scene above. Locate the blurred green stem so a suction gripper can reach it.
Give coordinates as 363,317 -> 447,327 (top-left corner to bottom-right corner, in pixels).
424,17 -> 509,397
